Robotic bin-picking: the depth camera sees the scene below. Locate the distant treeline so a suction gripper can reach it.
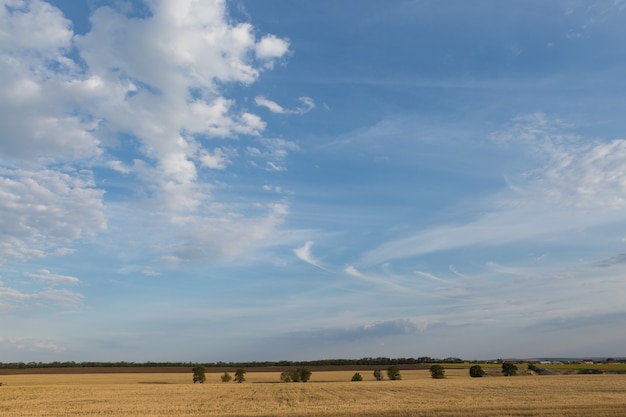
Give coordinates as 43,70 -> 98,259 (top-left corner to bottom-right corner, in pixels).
0,356 -> 465,370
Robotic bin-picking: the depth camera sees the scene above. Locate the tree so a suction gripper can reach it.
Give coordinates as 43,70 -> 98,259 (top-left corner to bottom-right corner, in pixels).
469,365 -> 486,378
192,366 -> 206,383
429,364 -> 445,379
234,368 -> 246,383
527,363 -> 541,373
280,371 -> 293,382
351,372 -> 363,381
373,369 -> 384,381
297,367 -> 312,382
502,362 -> 518,376
387,365 -> 401,380
280,367 -> 312,382
220,372 -> 232,383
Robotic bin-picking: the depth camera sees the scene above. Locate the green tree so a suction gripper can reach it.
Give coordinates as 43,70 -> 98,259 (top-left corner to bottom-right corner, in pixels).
280,367 -> 312,382
280,371 -> 293,382
429,364 -> 445,379
234,368 -> 246,383
297,367 -> 312,382
527,363 -> 541,373
469,365 -> 486,378
220,371 -> 232,383
373,369 -> 384,381
351,372 -> 363,381
387,365 -> 401,380
192,365 -> 206,383
502,362 -> 518,376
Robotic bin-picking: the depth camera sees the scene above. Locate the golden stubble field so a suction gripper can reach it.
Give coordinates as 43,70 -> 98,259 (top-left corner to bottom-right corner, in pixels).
2,369 -> 626,417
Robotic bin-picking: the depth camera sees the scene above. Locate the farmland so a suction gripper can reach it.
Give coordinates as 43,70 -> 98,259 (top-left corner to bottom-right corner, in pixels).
2,369 -> 626,416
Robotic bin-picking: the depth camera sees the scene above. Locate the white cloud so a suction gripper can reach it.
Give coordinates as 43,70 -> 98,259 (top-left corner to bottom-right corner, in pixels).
0,337 -> 66,353
198,147 -> 230,170
25,269 -> 80,284
361,114 -> 626,266
0,0 -> 102,165
255,96 -> 315,115
107,160 -> 132,174
245,138 -> 299,172
0,0 -> 294,266
294,241 -> 326,270
164,202 -> 290,263
255,34 -> 290,60
0,283 -> 83,308
0,168 -> 106,263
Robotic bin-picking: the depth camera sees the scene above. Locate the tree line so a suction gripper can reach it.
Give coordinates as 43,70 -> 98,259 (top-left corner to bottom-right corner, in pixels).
0,357 -> 465,370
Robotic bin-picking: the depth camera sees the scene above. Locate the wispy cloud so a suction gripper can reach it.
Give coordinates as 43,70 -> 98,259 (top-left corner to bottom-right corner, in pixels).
25,269 -> 80,285
0,337 -> 66,354
255,96 -> 315,115
294,241 -> 326,270
0,284 -> 83,308
360,114 -> 626,266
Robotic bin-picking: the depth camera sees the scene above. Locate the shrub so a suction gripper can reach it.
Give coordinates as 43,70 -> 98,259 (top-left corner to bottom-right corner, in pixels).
469,365 -> 486,378
351,372 -> 363,381
429,365 -> 445,379
373,369 -> 384,381
502,362 -> 518,376
387,365 -> 401,380
220,372 -> 232,383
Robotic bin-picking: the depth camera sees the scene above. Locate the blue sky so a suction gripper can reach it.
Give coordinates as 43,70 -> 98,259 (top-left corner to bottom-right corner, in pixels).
1,0 -> 626,362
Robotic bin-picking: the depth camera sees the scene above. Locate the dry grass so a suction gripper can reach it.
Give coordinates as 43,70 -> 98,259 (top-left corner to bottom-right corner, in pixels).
2,369 -> 626,416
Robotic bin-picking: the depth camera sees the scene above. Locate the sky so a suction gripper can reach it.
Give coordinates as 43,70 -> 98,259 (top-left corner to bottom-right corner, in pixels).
1,0 -> 626,363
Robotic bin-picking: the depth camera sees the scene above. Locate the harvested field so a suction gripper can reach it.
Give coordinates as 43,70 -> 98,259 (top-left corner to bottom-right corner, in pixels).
1,369 -> 626,416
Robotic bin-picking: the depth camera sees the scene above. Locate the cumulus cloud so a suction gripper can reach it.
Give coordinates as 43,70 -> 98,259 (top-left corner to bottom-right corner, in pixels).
0,0 -> 102,165
255,34 -> 290,61
0,0 -> 293,266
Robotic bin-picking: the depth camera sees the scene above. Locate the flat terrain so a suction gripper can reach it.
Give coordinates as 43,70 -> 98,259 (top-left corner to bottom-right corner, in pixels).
2,369 -> 626,416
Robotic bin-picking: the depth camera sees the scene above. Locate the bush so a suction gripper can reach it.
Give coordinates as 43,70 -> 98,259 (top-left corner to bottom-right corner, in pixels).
351,372 -> 363,381
373,369 -> 384,381
469,365 -> 485,378
192,366 -> 206,383
220,372 -> 232,383
387,365 -> 401,380
502,362 -> 518,376
429,365 -> 445,379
